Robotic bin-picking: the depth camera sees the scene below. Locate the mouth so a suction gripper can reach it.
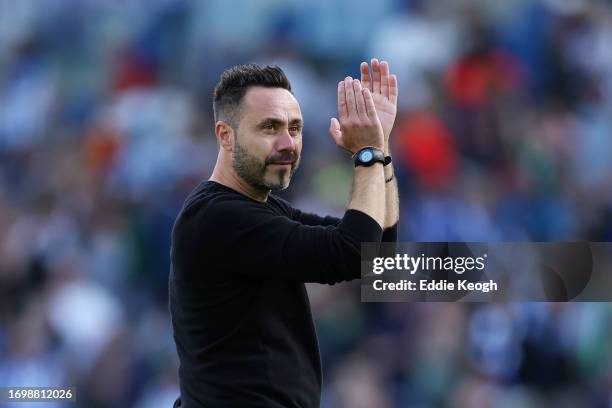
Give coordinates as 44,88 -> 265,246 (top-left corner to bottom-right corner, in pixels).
267,162 -> 293,168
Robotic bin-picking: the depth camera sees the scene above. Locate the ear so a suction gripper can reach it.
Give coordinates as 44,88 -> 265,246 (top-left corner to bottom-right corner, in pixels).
215,120 -> 234,151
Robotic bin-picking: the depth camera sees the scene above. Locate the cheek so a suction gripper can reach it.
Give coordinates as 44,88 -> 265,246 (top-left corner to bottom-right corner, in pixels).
242,135 -> 272,158
295,137 -> 303,155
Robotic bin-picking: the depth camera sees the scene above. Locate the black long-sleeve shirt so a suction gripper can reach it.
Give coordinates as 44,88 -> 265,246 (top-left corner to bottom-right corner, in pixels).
169,180 -> 396,407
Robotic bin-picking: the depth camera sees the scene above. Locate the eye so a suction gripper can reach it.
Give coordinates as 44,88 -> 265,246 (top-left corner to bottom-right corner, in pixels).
263,123 -> 275,130
289,125 -> 301,133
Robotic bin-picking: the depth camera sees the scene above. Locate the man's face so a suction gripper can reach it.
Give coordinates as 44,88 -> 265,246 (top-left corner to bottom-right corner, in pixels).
232,86 -> 303,191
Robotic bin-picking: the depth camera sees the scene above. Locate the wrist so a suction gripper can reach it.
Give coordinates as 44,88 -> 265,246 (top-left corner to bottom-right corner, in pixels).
353,146 -> 386,167
384,164 -> 393,177
351,145 -> 384,155
354,162 -> 384,174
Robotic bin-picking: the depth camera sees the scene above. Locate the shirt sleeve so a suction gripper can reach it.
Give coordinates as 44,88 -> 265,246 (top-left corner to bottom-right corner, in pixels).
192,197 -> 382,284
271,196 -> 341,227
379,223 -> 398,257
290,207 -> 341,227
286,200 -> 397,243
292,209 -> 397,242
382,223 -> 398,242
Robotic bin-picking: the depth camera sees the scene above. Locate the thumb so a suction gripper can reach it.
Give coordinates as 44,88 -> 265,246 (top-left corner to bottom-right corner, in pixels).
329,117 -> 342,144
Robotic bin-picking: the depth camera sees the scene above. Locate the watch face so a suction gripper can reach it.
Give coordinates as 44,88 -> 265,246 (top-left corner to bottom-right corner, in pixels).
359,150 -> 373,162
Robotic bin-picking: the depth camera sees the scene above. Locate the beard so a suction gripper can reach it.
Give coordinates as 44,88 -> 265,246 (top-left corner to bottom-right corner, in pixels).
232,139 -> 300,191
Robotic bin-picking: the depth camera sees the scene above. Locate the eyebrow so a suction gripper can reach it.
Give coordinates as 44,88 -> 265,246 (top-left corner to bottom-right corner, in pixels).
257,117 -> 303,128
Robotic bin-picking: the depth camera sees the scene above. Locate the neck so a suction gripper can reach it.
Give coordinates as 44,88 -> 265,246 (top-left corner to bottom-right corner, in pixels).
210,152 -> 270,202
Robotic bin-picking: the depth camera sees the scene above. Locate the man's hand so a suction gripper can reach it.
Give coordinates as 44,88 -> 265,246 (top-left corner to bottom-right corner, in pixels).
360,59 -> 397,151
330,59 -> 398,155
329,76 -> 384,154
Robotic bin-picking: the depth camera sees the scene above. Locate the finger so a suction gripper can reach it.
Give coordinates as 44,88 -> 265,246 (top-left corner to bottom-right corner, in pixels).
353,79 -> 366,119
389,74 -> 398,105
362,88 -> 377,118
371,58 -> 381,94
329,117 -> 342,145
329,117 -> 341,136
338,81 -> 348,122
360,62 -> 372,91
380,61 -> 390,99
344,76 -> 357,119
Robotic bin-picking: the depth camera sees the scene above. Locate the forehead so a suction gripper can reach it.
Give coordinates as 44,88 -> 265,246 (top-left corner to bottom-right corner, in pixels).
240,86 -> 302,122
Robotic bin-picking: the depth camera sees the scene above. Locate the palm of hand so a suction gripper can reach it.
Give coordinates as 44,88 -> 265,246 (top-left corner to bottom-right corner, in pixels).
329,59 -> 398,153
371,92 -> 396,143
359,59 -> 398,143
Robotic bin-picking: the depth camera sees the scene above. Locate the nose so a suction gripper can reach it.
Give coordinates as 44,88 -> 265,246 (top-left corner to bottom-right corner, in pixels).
275,129 -> 296,152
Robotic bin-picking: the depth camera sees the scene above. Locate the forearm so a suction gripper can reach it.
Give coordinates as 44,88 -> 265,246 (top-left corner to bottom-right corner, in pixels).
347,164 -> 385,229
383,154 -> 399,229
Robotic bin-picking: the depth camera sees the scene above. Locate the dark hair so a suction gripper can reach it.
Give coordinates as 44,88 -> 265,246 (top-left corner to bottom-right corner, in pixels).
213,64 -> 292,127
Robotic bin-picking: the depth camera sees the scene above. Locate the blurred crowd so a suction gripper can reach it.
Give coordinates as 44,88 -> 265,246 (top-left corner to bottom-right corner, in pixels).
1,0 -> 612,407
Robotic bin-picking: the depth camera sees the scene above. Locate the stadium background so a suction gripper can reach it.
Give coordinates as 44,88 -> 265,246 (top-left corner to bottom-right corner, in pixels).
1,0 -> 612,406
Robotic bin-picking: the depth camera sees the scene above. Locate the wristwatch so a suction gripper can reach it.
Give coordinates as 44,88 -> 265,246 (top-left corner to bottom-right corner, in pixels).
353,147 -> 391,167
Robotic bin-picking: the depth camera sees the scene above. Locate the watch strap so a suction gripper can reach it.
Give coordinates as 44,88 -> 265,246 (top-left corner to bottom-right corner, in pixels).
353,147 -> 386,167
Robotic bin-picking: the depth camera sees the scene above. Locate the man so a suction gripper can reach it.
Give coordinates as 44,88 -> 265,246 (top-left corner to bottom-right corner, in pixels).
169,59 -> 399,407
